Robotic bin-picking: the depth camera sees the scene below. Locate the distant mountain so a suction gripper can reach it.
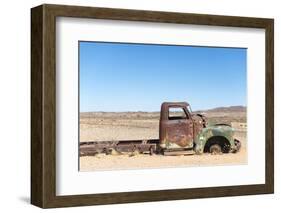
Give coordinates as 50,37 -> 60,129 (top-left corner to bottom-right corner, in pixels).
81,106 -> 246,115
196,106 -> 246,113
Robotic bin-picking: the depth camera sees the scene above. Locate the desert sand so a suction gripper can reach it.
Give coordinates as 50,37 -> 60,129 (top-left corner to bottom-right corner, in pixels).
79,107 -> 247,171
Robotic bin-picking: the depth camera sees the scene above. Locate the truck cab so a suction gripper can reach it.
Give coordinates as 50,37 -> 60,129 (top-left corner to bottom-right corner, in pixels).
159,102 -> 240,155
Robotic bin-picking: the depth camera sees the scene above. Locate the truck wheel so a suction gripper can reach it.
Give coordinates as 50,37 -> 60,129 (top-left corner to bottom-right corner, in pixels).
209,144 -> 222,155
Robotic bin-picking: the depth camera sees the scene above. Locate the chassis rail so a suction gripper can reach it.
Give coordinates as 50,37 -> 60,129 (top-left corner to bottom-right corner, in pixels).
80,139 -> 159,156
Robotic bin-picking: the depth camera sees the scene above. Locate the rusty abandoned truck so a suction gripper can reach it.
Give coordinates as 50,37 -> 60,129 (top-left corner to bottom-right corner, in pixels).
80,102 -> 241,156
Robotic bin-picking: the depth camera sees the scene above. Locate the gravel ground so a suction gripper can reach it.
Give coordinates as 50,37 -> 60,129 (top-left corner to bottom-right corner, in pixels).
79,112 -> 247,171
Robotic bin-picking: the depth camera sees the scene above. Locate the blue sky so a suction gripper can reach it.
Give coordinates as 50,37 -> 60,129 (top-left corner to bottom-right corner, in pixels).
79,41 -> 246,112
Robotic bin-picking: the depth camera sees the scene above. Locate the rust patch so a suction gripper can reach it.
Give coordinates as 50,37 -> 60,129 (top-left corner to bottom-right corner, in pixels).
159,102 -> 194,149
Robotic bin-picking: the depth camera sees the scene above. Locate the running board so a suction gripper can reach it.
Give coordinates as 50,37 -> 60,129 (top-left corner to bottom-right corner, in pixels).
163,149 -> 195,156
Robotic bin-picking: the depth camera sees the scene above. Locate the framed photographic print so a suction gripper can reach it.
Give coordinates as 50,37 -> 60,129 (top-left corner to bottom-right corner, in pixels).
31,4 -> 274,208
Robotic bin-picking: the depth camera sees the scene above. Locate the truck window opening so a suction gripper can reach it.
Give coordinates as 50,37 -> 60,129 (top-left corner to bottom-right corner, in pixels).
168,107 -> 187,120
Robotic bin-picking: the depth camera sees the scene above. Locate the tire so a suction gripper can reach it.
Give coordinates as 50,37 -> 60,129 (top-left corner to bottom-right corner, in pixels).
209,144 -> 222,155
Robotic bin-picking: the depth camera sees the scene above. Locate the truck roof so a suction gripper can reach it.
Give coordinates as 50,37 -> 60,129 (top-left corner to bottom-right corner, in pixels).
161,102 -> 190,108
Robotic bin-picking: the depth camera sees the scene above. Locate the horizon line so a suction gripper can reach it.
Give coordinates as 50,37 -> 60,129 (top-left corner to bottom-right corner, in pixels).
80,105 -> 247,113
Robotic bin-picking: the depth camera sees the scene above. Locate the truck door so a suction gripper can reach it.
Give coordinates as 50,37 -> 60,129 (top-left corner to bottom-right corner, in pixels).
165,107 -> 193,148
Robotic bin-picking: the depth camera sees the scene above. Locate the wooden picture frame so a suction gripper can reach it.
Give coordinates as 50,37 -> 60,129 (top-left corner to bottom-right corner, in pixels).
31,4 -> 274,208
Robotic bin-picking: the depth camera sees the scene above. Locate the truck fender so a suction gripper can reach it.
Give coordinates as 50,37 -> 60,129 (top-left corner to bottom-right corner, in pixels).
194,125 -> 233,154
